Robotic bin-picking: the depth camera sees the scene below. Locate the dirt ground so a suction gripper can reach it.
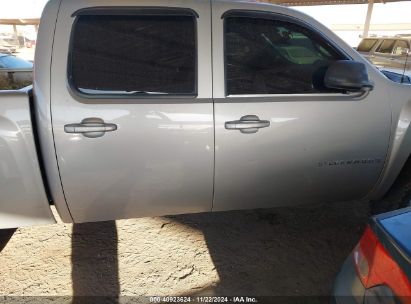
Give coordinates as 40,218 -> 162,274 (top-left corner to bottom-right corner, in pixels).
0,200 -> 369,300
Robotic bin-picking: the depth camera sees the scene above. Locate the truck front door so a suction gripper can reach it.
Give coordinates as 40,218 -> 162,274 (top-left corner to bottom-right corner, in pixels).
211,1 -> 391,211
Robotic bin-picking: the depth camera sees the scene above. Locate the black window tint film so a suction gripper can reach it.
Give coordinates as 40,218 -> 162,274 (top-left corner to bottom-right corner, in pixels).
225,17 -> 345,95
377,40 -> 396,54
70,14 -> 196,95
357,39 -> 378,52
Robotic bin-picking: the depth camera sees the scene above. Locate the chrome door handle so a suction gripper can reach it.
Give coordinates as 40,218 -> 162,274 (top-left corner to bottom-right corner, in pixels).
225,115 -> 270,134
64,118 -> 117,138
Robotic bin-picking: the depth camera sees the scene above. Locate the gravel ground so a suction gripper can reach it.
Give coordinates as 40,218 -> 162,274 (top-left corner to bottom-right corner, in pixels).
0,200 -> 369,299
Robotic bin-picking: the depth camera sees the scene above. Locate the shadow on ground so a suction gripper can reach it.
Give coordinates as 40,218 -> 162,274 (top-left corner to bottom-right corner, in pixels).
0,202 -> 368,299
71,221 -> 119,304
0,228 -> 16,253
169,201 -> 369,296
63,201 -> 369,299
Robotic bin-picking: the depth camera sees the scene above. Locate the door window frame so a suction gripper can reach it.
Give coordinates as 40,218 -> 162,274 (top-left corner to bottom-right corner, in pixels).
221,10 -> 352,97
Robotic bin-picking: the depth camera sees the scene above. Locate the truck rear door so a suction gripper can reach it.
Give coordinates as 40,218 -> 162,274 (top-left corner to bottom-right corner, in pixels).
51,1 -> 213,223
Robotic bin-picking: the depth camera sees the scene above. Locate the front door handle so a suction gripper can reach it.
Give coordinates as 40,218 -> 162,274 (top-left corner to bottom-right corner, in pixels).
64,118 -> 117,138
225,115 -> 270,134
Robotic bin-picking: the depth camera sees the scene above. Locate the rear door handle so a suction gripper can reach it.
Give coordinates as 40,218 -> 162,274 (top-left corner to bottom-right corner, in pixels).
225,115 -> 270,134
64,118 -> 117,138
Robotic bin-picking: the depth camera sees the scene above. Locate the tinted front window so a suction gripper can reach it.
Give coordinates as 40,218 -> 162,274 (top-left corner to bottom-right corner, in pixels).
357,39 -> 378,52
70,14 -> 196,95
225,16 -> 345,95
377,39 -> 396,54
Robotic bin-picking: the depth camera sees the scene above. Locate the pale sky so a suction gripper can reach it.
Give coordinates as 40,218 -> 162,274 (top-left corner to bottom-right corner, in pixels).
1,0 -> 49,19
296,2 -> 411,27
1,0 -> 411,26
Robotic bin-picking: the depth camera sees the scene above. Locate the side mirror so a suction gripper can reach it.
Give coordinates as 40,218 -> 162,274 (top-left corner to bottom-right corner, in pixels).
324,60 -> 374,92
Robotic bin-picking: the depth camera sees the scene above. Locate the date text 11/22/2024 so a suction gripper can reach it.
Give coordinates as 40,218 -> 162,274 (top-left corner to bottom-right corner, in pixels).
149,296 -> 258,303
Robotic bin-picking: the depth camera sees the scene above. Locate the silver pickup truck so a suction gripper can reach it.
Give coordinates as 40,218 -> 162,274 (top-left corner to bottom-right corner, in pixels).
1,0 -> 411,229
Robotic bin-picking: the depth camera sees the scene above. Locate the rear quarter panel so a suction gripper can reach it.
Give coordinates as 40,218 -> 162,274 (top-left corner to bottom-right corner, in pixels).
0,89 -> 55,229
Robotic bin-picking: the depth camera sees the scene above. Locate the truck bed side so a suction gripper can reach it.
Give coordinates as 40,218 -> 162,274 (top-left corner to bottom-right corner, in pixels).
0,89 -> 55,228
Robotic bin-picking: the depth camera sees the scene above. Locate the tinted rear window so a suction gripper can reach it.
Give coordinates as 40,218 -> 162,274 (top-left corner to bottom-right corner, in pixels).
70,14 -> 197,96
357,39 -> 378,52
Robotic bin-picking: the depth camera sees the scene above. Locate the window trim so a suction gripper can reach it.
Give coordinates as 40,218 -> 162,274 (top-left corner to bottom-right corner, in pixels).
71,6 -> 199,18
72,6 -> 199,18
67,7 -> 199,99
222,10 -> 352,97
